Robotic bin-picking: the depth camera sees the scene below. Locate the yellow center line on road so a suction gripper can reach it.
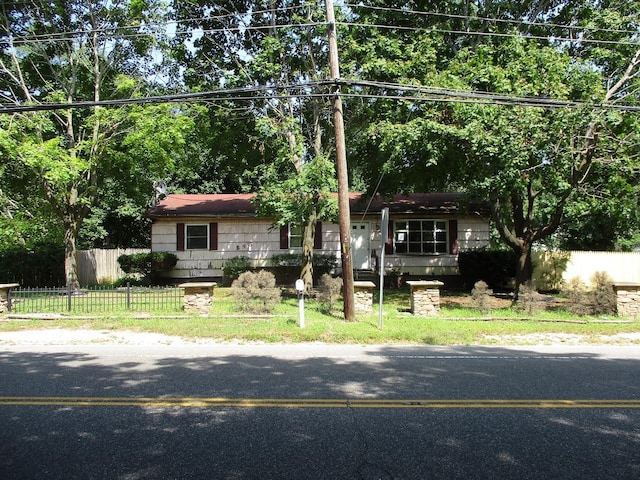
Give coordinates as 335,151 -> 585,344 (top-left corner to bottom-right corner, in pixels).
1,397 -> 640,409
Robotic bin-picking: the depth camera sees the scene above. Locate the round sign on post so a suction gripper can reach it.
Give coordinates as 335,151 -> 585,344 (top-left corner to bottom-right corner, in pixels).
295,279 -> 305,328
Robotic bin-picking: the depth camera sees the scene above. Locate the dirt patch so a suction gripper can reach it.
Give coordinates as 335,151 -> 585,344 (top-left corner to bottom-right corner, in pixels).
441,292 -> 570,311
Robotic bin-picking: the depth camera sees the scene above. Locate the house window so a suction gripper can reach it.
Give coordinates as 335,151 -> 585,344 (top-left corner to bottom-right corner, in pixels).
289,224 -> 303,248
186,224 -> 208,250
394,220 -> 448,254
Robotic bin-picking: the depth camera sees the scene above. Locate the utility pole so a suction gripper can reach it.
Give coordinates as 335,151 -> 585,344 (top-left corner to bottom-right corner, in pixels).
325,0 -> 355,321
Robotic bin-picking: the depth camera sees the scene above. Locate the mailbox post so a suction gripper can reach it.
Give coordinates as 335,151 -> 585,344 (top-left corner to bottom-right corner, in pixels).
295,279 -> 305,328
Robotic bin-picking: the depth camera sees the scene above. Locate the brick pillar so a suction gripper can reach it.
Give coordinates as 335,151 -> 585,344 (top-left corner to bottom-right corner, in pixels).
179,282 -> 217,314
0,283 -> 19,313
406,281 -> 444,316
353,281 -> 376,314
613,283 -> 640,319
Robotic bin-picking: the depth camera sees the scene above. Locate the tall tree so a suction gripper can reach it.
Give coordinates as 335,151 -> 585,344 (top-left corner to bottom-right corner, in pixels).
172,0 -> 338,288
0,0 -> 194,287
341,1 -> 640,295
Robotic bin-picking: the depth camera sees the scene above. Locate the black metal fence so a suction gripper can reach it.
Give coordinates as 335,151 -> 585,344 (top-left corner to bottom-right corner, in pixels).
9,284 -> 184,314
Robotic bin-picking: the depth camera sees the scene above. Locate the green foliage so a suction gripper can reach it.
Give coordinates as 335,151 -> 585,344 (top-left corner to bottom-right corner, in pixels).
0,242 -> 65,287
222,256 -> 253,285
458,250 -> 517,291
270,253 -> 338,271
231,270 -> 281,314
317,274 -> 343,314
117,252 -> 177,284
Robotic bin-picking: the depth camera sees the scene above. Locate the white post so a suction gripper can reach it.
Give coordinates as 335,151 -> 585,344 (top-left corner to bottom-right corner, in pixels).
295,279 -> 305,328
378,208 -> 389,329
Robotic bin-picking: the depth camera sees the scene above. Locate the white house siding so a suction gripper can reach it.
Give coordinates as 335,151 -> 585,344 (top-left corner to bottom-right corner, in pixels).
458,218 -> 491,251
372,216 -> 490,277
151,215 -> 490,279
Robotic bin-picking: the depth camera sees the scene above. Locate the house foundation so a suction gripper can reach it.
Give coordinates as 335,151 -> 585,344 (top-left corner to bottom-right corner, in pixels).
179,282 -> 217,314
406,280 -> 444,316
612,283 -> 640,319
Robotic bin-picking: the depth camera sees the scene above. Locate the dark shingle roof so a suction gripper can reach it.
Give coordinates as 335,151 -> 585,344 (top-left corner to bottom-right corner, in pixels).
146,192 -> 482,218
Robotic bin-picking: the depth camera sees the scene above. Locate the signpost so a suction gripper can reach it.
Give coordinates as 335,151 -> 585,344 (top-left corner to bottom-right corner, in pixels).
378,207 -> 389,329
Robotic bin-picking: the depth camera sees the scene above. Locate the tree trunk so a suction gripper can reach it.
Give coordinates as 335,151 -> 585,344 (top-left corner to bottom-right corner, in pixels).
63,221 -> 79,290
300,211 -> 318,290
513,241 -> 533,300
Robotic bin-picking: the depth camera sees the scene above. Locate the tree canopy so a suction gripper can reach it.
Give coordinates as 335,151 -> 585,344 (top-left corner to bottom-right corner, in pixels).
1,0 -> 639,292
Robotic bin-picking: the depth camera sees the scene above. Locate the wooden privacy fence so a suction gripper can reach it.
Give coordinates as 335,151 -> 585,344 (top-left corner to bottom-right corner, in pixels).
533,251 -> 640,290
78,248 -> 150,287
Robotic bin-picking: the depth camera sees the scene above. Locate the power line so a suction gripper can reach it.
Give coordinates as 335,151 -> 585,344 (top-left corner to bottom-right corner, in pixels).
2,4 -> 639,49
3,78 -> 639,114
0,4 -> 319,45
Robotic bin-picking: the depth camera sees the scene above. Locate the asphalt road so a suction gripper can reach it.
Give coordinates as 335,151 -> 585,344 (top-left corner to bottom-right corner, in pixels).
1,339 -> 639,479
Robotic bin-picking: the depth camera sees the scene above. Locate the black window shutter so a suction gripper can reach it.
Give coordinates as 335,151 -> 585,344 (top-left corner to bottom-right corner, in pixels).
209,222 -> 218,250
449,219 -> 459,254
176,223 -> 185,251
314,221 -> 322,249
280,225 -> 289,249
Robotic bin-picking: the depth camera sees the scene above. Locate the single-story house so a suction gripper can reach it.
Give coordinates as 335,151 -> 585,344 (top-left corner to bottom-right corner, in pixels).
146,192 -> 490,282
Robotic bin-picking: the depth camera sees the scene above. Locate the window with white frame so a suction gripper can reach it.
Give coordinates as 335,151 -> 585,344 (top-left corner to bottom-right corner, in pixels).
186,224 -> 208,250
394,220 -> 448,254
289,224 -> 303,248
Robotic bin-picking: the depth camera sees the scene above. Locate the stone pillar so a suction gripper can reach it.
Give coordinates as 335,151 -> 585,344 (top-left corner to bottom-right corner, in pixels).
406,280 -> 444,316
353,281 -> 376,314
0,283 -> 19,313
179,282 -> 217,314
612,283 -> 640,319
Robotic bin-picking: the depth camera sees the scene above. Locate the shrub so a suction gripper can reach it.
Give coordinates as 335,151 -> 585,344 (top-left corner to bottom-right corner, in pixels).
514,281 -> 540,315
471,280 -> 493,314
270,253 -> 338,276
231,270 -> 281,314
563,272 -> 616,316
0,241 -> 65,287
590,272 -> 616,315
458,249 -> 517,290
563,277 -> 591,316
223,256 -> 253,285
317,274 -> 343,313
117,252 -> 177,284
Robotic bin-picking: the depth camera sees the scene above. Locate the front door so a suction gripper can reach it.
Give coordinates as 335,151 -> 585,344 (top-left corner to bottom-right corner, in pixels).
351,222 -> 371,270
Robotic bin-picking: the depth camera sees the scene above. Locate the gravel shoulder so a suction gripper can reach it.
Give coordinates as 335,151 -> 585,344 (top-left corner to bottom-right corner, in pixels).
1,328 -> 640,346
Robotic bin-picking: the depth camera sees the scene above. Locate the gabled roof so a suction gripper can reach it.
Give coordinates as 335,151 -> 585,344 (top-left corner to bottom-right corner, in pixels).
146,192 -> 482,218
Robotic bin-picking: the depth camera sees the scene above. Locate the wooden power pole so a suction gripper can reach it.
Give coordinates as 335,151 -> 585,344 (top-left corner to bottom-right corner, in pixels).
325,0 -> 355,321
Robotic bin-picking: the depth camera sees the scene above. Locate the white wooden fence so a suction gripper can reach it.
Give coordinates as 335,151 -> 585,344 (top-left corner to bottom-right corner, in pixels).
532,251 -> 640,290
78,248 -> 150,287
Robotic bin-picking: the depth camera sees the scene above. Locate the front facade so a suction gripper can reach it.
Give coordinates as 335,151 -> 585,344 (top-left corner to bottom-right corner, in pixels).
146,192 -> 490,280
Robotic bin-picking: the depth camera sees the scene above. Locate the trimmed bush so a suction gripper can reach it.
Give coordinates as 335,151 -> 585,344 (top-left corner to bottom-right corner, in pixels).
231,270 -> 281,314
317,274 -> 343,313
471,280 -> 493,314
269,253 -> 338,284
458,249 -> 517,290
223,256 -> 253,285
562,272 -> 616,316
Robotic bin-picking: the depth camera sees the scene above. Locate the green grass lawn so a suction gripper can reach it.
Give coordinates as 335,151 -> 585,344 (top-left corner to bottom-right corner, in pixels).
1,287 -> 638,345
